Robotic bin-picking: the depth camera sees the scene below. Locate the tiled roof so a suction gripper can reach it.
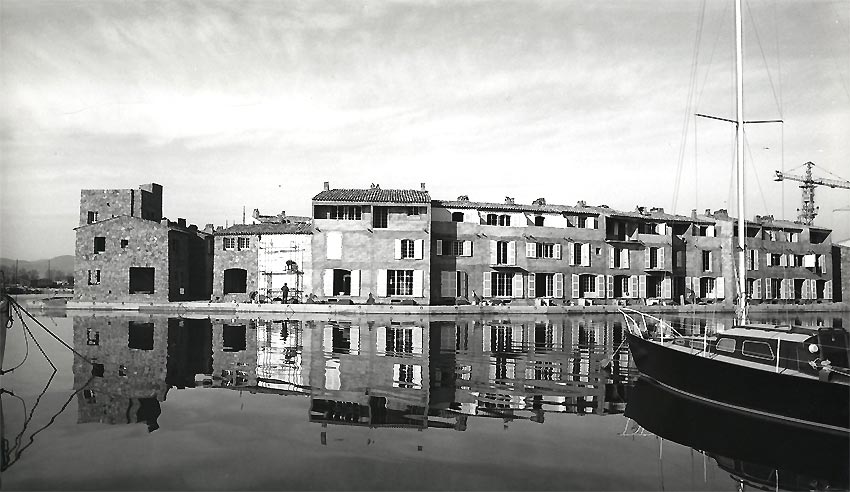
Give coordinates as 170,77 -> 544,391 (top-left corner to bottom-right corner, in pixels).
313,188 -> 431,203
215,223 -> 313,235
433,199 -> 700,222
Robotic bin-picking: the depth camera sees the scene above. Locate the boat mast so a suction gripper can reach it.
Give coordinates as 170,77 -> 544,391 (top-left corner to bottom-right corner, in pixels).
735,0 -> 747,324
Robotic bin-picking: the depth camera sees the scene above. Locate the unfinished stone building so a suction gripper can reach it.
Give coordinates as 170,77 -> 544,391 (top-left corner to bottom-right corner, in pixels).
74,183 -> 213,303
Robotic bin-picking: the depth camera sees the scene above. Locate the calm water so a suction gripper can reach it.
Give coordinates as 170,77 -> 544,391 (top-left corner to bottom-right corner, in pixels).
1,308 -> 848,491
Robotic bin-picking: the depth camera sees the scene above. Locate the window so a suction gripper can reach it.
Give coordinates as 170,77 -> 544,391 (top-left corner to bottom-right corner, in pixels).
535,243 -> 555,258
486,214 -> 511,226
577,216 -> 587,228
440,240 -> 466,256
87,269 -> 101,285
237,237 -> 250,250
400,239 -> 415,259
788,231 -> 799,243
612,246 -> 629,268
492,272 -> 514,297
716,338 -> 736,353
87,211 -> 98,224
387,270 -> 414,296
534,273 -> 555,297
120,239 -> 129,249
641,222 -> 658,234
702,250 -> 712,272
223,324 -> 247,352
406,207 -> 421,216
742,340 -> 774,360
695,225 -> 715,237
373,207 -> 388,228
496,241 -> 509,265
86,329 -> 100,346
620,276 -> 631,297
223,268 -> 247,294
129,267 -> 155,294
581,275 -> 596,294
393,364 -> 420,389
451,212 -> 464,222
329,206 -> 362,220
793,255 -> 803,267
386,326 -> 415,354
223,237 -> 236,250
93,236 -> 106,253
746,250 -> 758,270
128,321 -> 154,350
769,253 -> 782,267
534,216 -> 545,226
440,270 -> 468,297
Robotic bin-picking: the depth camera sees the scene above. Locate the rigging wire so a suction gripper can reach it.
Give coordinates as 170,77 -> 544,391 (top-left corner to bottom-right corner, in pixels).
0,304 -> 30,374
744,133 -> 772,216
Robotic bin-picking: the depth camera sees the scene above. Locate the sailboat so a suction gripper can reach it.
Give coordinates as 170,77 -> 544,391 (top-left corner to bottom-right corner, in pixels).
622,0 -> 850,435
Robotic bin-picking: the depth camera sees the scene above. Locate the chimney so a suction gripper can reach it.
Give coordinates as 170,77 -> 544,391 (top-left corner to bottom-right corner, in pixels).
705,208 -> 711,216
215,225 -> 223,232
691,209 -> 697,218
204,224 -> 215,233
457,195 -> 469,202
323,181 -> 330,191
420,182 -> 426,191
161,218 -> 170,226
252,209 -> 260,220
532,198 -> 546,206
505,196 -> 515,204
177,218 -> 187,228
577,200 -> 587,207
189,224 -> 198,232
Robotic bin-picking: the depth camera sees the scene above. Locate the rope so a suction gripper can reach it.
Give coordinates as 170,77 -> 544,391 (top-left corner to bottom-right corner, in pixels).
8,297 -> 95,366
0,303 -> 31,374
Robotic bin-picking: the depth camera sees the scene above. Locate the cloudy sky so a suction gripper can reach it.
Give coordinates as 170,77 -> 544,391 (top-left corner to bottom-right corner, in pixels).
2,0 -> 848,260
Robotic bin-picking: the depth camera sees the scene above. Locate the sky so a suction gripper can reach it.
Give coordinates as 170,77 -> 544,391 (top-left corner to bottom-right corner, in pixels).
1,0 -> 849,260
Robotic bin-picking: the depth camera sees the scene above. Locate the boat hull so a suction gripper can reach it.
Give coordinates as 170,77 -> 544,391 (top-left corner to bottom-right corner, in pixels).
627,333 -> 849,432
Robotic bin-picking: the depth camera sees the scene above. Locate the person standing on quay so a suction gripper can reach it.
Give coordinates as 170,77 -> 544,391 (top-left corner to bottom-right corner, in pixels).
281,283 -> 290,303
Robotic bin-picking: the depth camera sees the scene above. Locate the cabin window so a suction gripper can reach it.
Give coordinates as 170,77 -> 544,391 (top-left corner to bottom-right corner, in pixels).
742,340 -> 774,360
716,338 -> 736,353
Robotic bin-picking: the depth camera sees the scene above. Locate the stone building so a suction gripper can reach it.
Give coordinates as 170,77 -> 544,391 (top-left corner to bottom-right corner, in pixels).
211,210 -> 313,302
310,183 -> 432,304
74,183 -> 213,303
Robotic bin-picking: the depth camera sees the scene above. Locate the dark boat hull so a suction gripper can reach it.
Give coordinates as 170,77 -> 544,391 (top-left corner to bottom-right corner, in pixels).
627,333 -> 850,432
626,377 -> 849,487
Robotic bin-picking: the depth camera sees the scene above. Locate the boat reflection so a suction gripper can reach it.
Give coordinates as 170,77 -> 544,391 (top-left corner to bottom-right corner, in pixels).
625,377 -> 849,491
71,314 -> 633,433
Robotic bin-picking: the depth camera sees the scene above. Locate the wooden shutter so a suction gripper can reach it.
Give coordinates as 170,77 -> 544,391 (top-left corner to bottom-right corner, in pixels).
413,270 -> 423,297
376,326 -> 386,355
638,275 -> 647,299
609,247 -> 615,268
622,249 -> 630,269
512,274 -> 524,298
350,270 -> 361,297
753,278 -> 762,299
659,223 -> 667,235
483,272 -> 492,298
436,240 -> 443,256
661,275 -> 671,299
765,278 -> 772,299
528,273 -> 536,298
490,240 -> 497,265
587,217 -> 596,229
323,269 -> 334,296
581,243 -> 590,266
825,280 -> 832,300
508,241 -> 517,265
606,275 -> 614,299
414,239 -> 424,260
571,274 -> 579,299
376,269 -> 387,297
394,239 -> 402,260
707,225 -> 715,237
658,248 -> 665,269
595,275 -> 605,299
685,276 -> 692,296
568,242 -> 576,265
526,242 -> 537,258
440,271 -> 452,297
692,277 -> 700,298
463,240 -> 473,257
554,243 -> 562,260
715,278 -> 725,299
460,272 -> 469,298
554,273 -> 564,298
644,248 -> 651,269
754,251 -> 759,270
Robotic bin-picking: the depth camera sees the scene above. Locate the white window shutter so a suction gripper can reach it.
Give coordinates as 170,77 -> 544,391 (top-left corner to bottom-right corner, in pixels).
595,275 -> 605,299
692,277 -> 700,298
376,327 -> 386,355
571,274 -> 579,299
630,275 -> 639,298
526,242 -> 536,258
716,278 -> 725,299
765,278 -> 772,299
568,242 -> 575,265
323,269 -> 334,296
508,241 -> 517,265
825,280 -> 832,300
754,251 -> 759,270
554,273 -> 564,298
350,270 -> 361,297
588,217 -> 596,229
461,272 -> 468,298
414,239 -> 424,260
661,276 -> 671,299
753,278 -> 762,299
528,273 -> 536,298
581,243 -> 590,266
483,272 -> 492,298
606,275 -> 614,298
659,223 -> 667,235
638,275 -> 646,299
685,276 -> 692,293
440,271 -> 452,297
554,243 -> 562,260
490,240 -> 497,265
463,240 -> 473,257
512,274 -> 524,298
394,239 -> 402,260
377,269 -> 387,297
413,270 -> 423,297
436,240 -> 443,256
658,248 -> 665,269
707,225 -> 715,237
608,247 -> 615,268
644,248 -> 651,269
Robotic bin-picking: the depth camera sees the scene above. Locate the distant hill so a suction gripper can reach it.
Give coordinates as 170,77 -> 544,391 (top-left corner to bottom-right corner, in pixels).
0,255 -> 75,280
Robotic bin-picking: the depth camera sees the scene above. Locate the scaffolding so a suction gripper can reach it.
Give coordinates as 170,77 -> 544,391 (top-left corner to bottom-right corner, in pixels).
258,239 -> 305,302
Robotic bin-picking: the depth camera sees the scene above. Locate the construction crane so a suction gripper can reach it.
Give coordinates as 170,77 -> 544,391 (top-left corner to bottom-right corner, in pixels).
774,161 -> 850,225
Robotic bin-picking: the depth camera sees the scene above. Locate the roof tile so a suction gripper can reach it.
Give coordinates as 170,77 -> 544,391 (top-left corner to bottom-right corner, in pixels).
313,188 -> 431,203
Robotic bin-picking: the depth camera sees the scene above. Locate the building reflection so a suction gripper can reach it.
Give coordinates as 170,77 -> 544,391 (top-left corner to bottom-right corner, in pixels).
72,314 -> 636,434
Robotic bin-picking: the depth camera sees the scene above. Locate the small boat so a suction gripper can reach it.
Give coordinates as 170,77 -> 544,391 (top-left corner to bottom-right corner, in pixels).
622,0 -> 850,436
625,377 -> 849,489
